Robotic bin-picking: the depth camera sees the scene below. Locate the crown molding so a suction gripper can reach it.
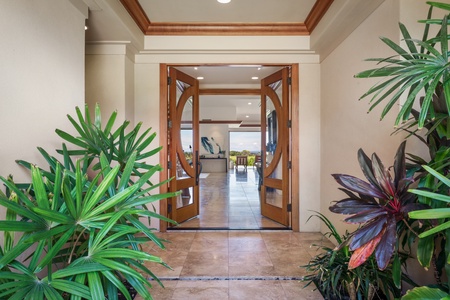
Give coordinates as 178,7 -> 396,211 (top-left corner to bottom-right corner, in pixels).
120,0 -> 334,36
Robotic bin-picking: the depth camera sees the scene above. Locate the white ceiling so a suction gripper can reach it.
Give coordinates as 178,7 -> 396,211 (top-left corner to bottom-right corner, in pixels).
84,0 -> 386,126
139,0 -> 316,23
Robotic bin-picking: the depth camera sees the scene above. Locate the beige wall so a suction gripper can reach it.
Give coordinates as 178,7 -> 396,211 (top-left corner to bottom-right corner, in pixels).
320,0 -> 404,235
0,0 -> 87,241
85,44 -> 136,125
320,0 -> 450,235
85,43 -> 322,231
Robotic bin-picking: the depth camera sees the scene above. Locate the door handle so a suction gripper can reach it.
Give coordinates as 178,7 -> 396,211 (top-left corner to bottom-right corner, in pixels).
195,150 -> 202,185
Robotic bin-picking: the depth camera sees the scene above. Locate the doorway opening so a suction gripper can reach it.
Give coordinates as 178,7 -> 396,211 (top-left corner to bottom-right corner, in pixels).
159,64 -> 299,232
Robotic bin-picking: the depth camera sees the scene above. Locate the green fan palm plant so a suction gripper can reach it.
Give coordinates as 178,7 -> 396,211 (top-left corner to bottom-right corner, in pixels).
403,165 -> 450,299
352,2 -> 450,299
355,2 -> 450,129
0,104 -> 178,299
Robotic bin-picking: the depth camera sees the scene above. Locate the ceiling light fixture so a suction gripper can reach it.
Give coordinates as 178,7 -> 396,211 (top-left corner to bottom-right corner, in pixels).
248,102 -> 252,105
252,77 -> 259,80
217,0 -> 231,3
197,76 -> 204,80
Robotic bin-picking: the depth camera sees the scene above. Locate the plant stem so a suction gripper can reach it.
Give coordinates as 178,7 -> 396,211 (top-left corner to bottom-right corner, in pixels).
68,227 -> 87,264
402,219 -> 419,237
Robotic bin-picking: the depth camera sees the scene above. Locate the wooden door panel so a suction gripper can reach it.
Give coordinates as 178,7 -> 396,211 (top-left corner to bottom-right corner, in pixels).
260,67 -> 290,226
168,67 -> 200,224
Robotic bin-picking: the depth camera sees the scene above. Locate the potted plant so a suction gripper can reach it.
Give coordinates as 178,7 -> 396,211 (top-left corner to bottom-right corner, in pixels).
0,104 -> 177,299
301,212 -> 411,300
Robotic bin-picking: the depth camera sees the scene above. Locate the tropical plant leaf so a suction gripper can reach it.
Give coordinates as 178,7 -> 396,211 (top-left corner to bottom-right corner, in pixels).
402,286 -> 448,299
349,230 -> 383,269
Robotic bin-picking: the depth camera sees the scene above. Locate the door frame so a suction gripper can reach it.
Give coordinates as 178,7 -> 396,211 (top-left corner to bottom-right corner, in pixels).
159,63 -> 299,232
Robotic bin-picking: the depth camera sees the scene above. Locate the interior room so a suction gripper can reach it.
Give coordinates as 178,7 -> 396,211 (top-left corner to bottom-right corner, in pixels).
2,0 -> 450,299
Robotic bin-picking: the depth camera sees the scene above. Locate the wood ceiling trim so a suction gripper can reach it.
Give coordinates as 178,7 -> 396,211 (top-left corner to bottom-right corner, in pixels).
304,0 -> 334,33
120,0 -> 334,36
120,0 -> 151,33
144,22 -> 308,36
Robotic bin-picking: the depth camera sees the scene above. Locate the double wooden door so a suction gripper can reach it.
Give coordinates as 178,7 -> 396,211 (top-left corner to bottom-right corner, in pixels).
166,66 -> 291,227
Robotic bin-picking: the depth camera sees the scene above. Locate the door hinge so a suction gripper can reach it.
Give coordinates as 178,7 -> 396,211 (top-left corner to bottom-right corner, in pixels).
287,203 -> 292,212
168,77 -> 172,85
167,203 -> 172,214
287,161 -> 292,169
287,77 -> 292,85
168,120 -> 172,129
168,161 -> 172,169
287,120 -> 292,128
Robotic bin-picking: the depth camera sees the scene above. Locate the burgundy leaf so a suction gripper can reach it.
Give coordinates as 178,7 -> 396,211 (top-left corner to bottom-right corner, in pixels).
357,148 -> 380,189
401,202 -> 429,214
332,174 -> 385,199
349,216 -> 387,251
396,177 -> 415,195
371,153 -> 395,198
337,188 -> 378,204
375,216 -> 396,270
329,199 -> 379,215
358,193 -> 378,204
349,230 -> 383,269
344,208 -> 387,224
337,188 -> 362,200
393,141 -> 407,189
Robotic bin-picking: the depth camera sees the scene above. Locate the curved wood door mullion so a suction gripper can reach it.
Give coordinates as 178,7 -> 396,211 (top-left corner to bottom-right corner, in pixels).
174,86 -> 196,178
263,87 -> 283,178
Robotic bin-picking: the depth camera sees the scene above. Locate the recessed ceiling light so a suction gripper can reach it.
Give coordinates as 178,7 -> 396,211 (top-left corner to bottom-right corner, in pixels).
217,0 -> 231,3
248,102 -> 252,105
194,67 -> 198,70
252,77 -> 259,80
246,115 -> 249,118
85,25 -> 88,30
197,76 -> 204,80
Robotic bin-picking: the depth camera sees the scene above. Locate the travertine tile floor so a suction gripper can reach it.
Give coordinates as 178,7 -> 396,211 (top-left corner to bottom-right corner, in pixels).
135,168 -> 330,299
138,231 -> 332,299
175,168 -> 286,229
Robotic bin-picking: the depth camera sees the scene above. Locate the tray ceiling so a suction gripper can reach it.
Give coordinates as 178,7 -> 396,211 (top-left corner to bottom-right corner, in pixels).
119,0 -> 334,35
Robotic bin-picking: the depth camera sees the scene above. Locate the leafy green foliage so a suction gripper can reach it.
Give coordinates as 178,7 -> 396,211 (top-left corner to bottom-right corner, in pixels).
402,286 -> 449,300
0,104 -> 178,299
355,3 -> 450,129
54,103 -> 162,177
407,165 -> 450,296
301,212 -> 410,300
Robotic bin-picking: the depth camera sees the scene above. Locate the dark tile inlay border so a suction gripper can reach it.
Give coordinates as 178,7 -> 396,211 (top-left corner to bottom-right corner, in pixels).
150,276 -> 305,281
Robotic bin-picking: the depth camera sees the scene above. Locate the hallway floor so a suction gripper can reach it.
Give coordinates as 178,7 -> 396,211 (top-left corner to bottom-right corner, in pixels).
174,167 -> 286,229
138,231 -> 330,299
137,167 -> 328,299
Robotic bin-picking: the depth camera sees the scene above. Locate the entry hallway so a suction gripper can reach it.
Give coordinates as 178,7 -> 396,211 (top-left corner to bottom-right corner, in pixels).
139,231 -> 330,299
175,167 -> 286,229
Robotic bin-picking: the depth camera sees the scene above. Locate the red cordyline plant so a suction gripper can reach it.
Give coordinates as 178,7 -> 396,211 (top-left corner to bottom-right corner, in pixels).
329,141 -> 422,270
